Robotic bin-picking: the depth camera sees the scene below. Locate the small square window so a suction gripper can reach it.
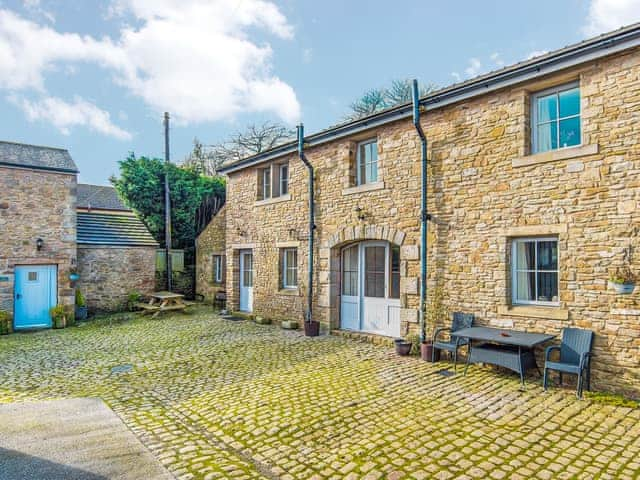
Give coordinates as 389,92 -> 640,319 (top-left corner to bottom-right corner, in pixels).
511,238 -> 559,306
28,272 -> 38,281
531,82 -> 581,154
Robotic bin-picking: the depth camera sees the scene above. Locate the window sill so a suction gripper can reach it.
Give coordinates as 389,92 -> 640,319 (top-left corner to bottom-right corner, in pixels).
512,144 -> 598,168
255,194 -> 291,207
342,181 -> 385,196
278,288 -> 299,296
498,305 -> 568,320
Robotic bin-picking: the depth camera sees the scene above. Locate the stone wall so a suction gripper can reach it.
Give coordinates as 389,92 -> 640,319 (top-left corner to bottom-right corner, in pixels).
77,245 -> 156,312
0,166 -> 76,316
224,47 -> 640,396
195,206 -> 226,302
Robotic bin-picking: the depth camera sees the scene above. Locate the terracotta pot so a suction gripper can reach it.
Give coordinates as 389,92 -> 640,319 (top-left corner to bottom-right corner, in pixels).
421,342 -> 440,362
395,341 -> 412,356
304,320 -> 320,337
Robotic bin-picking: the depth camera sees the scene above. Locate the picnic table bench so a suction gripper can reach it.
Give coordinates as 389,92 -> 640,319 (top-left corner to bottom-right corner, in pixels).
136,291 -> 187,318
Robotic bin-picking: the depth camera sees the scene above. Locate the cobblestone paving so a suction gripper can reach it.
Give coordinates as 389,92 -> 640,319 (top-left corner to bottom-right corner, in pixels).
1,308 -> 639,480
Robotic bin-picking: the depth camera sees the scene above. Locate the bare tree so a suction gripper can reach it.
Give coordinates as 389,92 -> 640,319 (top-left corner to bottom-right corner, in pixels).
183,122 -> 295,176
344,79 -> 437,121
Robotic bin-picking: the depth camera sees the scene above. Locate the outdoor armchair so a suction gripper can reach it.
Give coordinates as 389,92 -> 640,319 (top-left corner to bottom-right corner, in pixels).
432,312 -> 474,371
543,328 -> 594,399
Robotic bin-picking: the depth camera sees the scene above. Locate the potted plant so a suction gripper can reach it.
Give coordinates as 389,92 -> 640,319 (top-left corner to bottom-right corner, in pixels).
50,304 -> 74,329
75,288 -> 88,321
608,266 -> 636,294
304,318 -> 320,337
394,337 -> 412,356
420,286 -> 447,362
0,310 -> 12,335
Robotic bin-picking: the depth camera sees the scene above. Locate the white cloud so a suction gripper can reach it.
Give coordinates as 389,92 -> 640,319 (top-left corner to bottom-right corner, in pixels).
527,50 -> 548,60
10,95 -> 132,139
0,0 -> 301,135
490,52 -> 505,67
22,0 -> 55,23
464,58 -> 482,77
451,72 -> 461,82
584,0 -> 640,35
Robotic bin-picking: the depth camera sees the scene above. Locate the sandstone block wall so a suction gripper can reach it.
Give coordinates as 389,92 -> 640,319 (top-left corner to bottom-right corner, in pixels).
223,47 -> 640,395
0,166 -> 77,316
195,207 -> 226,303
77,245 -> 156,312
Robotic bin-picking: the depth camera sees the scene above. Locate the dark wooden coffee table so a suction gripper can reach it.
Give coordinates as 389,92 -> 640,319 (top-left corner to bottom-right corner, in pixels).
452,326 -> 555,388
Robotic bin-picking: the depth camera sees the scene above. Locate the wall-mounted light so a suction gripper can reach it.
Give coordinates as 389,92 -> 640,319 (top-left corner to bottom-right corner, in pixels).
354,206 -> 365,221
36,238 -> 44,251
236,227 -> 246,237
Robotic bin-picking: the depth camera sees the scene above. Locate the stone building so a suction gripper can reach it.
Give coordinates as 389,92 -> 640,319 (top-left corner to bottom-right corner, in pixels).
0,141 -> 157,329
76,184 -> 158,312
213,24 -> 640,396
195,206 -> 226,302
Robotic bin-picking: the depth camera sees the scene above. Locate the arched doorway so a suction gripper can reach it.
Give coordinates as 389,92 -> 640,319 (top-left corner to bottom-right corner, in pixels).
340,240 -> 400,337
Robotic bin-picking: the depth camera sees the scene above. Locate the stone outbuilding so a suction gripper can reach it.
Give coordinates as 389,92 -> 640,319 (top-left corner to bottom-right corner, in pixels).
212,24 -> 640,396
195,206 -> 226,303
76,184 -> 158,312
0,141 -> 157,329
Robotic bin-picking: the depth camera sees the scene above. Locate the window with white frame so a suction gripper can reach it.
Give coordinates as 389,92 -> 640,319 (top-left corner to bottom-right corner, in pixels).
511,238 -> 559,306
258,162 -> 289,200
281,248 -> 297,288
212,255 -> 223,283
356,139 -> 378,185
531,82 -> 581,154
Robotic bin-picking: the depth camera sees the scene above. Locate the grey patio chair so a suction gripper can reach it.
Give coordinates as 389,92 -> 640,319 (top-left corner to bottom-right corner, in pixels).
432,312 -> 474,371
543,328 -> 594,399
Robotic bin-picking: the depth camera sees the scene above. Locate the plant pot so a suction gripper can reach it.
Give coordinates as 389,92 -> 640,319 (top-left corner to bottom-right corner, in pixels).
0,320 -> 9,335
395,341 -> 412,356
281,320 -> 299,330
608,281 -> 635,294
53,316 -> 66,329
304,320 -> 320,337
254,316 -> 272,325
75,306 -> 88,321
421,342 -> 440,362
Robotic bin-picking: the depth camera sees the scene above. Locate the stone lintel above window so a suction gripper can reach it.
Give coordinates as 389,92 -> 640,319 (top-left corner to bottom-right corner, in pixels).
503,224 -> 567,237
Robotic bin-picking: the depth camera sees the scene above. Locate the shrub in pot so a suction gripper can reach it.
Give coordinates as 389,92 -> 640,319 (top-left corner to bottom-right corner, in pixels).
75,288 -> 88,320
0,310 -> 12,335
608,267 -> 636,294
304,319 -> 320,337
394,338 -> 412,356
50,304 -> 74,329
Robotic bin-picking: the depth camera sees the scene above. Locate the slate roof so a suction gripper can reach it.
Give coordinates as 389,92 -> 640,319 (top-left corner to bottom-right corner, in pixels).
0,140 -> 78,173
77,212 -> 159,246
77,184 -> 129,211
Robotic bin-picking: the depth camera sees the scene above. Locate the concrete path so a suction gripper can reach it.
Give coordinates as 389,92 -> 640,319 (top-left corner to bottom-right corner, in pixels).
0,398 -> 173,480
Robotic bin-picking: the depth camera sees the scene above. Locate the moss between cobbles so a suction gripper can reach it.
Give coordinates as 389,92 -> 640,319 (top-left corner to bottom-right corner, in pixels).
1,307 -> 639,479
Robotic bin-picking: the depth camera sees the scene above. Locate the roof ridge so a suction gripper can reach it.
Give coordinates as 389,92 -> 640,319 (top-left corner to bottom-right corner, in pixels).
0,140 -> 69,152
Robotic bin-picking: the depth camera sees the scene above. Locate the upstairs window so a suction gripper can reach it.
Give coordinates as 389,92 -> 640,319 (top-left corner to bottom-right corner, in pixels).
532,82 -> 581,153
258,162 -> 289,200
356,139 -> 378,185
511,238 -> 559,306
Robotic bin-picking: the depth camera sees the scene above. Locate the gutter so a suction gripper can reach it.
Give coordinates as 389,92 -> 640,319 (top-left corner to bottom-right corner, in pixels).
0,161 -> 78,175
412,80 -> 429,343
297,124 -> 316,325
220,23 -> 640,175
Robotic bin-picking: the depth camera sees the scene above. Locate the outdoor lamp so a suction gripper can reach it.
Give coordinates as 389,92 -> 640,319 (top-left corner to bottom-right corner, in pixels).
36,238 -> 44,251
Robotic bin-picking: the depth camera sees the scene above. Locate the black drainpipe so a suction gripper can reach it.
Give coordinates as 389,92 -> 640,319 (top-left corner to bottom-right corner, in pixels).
412,80 -> 429,343
297,124 -> 315,324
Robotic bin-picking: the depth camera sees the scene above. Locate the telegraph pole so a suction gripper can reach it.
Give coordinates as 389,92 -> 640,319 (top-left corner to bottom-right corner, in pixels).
164,112 -> 172,291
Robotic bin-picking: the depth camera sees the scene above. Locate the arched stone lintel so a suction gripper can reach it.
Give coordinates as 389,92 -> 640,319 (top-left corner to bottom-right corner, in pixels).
325,224 -> 407,249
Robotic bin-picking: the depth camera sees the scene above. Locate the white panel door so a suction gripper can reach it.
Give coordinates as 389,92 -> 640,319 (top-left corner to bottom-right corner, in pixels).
239,250 -> 253,312
361,243 -> 391,335
340,244 -> 360,330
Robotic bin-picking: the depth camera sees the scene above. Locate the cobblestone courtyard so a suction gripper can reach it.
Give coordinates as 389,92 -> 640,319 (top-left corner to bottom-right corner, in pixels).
1,308 -> 639,480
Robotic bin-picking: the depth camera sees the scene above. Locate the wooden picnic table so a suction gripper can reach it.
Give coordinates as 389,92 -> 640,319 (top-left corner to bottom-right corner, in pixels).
137,291 -> 186,318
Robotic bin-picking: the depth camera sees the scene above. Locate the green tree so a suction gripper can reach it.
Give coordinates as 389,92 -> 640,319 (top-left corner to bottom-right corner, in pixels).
110,153 -> 225,261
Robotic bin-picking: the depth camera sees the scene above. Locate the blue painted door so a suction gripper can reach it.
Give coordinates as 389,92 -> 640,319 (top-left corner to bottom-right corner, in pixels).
14,265 -> 57,329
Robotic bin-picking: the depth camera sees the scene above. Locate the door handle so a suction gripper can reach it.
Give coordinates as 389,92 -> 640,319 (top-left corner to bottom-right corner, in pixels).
16,293 -> 22,300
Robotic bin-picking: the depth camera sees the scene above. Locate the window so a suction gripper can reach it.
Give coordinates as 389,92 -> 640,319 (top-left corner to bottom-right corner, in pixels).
512,238 -> 559,306
212,255 -> 223,283
342,245 -> 358,296
364,245 -> 385,298
532,82 -> 580,153
356,139 -> 378,185
279,164 -> 288,195
258,163 -> 289,200
28,271 -> 38,281
281,248 -> 297,288
389,245 -> 400,299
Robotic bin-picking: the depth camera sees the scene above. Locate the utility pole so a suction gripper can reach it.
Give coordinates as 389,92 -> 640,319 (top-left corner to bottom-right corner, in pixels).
164,112 -> 172,291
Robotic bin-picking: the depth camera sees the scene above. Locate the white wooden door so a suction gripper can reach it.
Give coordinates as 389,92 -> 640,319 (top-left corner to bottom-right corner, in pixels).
239,250 -> 253,312
340,244 -> 360,330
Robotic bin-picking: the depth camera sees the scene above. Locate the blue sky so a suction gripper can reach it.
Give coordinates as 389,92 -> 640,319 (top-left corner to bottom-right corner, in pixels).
1,0 -> 638,184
